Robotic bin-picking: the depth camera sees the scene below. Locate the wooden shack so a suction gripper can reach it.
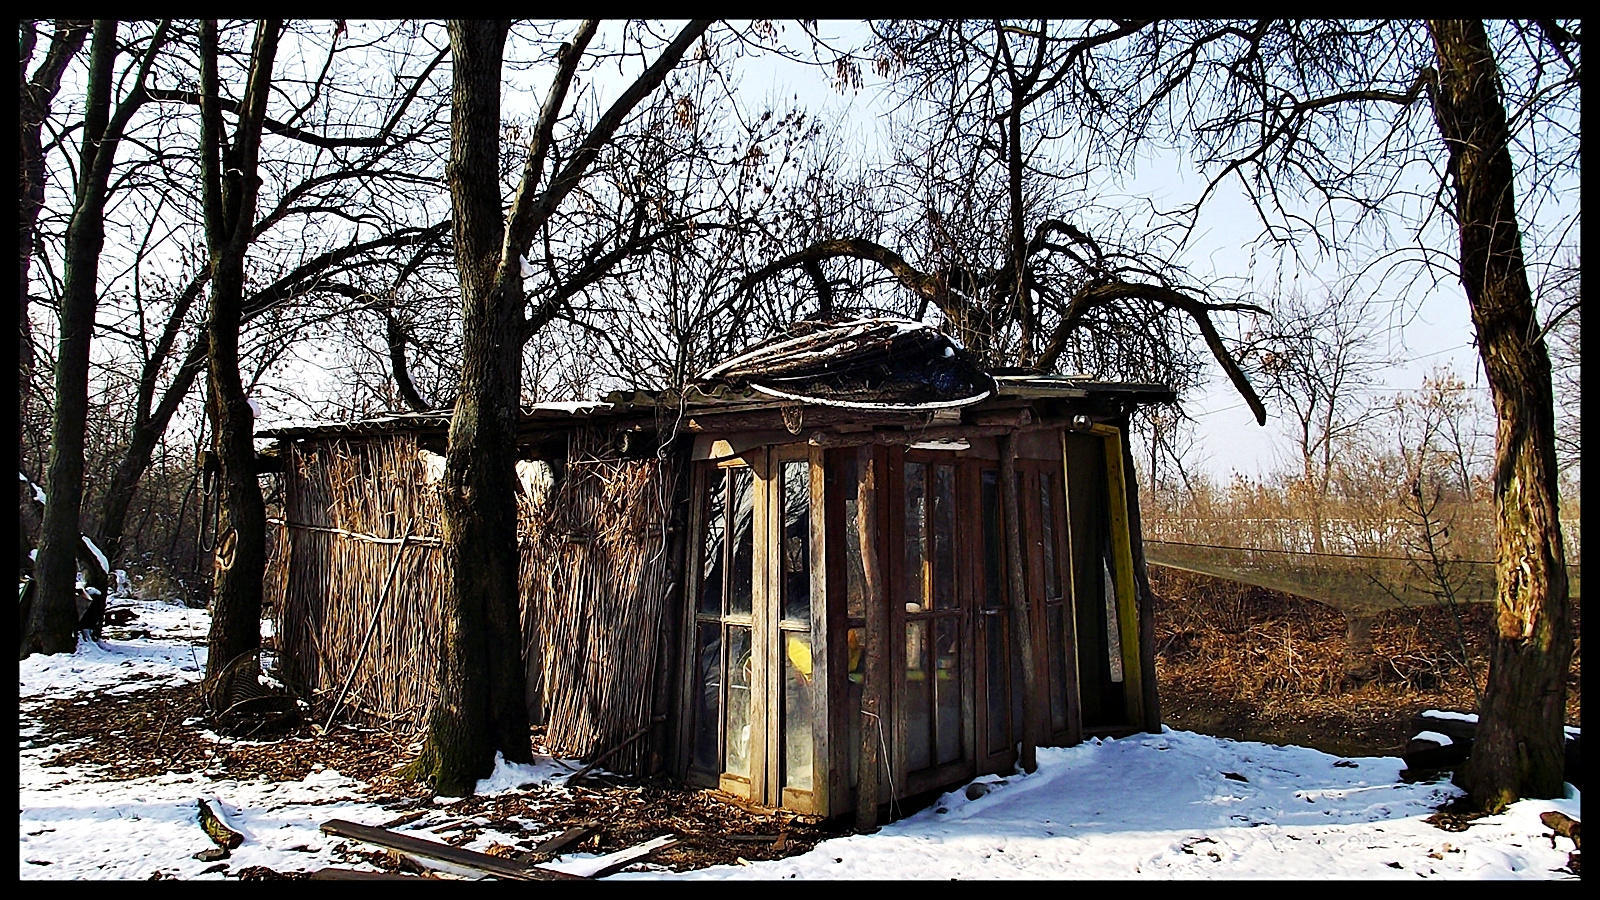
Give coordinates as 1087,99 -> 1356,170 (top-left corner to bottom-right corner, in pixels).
259,318 -> 1174,820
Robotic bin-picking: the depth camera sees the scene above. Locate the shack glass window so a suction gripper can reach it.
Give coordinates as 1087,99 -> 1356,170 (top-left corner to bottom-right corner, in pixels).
903,459 -> 963,773
780,459 -> 814,792
689,465 -> 758,781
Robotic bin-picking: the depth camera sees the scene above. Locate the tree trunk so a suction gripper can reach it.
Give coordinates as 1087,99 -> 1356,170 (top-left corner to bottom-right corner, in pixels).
1427,19 -> 1572,812
20,21 -> 90,579
402,20 -> 531,796
23,21 -> 118,659
198,19 -> 279,713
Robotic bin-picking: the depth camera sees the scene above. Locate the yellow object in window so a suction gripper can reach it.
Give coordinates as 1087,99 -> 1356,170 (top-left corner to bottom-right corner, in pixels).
787,634 -> 813,683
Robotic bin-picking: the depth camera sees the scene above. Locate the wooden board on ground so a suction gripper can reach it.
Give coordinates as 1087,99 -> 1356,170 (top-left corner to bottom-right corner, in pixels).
319,818 -> 589,881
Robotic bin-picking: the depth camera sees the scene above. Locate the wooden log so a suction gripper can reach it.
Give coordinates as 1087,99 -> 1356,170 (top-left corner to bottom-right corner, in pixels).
319,819 -> 588,881
1540,811 -> 1581,849
1000,435 -> 1039,774
854,444 -> 885,832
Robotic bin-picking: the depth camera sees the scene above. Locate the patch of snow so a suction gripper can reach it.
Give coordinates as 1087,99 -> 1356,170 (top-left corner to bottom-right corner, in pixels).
1412,731 -> 1454,746
80,535 -> 109,574
17,596 -> 1584,882
1421,710 -> 1478,723
417,449 -> 446,484
516,459 -> 552,505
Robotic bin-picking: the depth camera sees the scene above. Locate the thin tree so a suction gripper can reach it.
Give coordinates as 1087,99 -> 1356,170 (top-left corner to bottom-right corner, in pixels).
403,19 -> 712,796
1256,288 -> 1390,554
23,20 -> 170,657
19,20 -> 89,577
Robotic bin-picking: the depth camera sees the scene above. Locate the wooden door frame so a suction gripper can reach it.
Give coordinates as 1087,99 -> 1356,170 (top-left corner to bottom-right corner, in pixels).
1063,425 -> 1145,733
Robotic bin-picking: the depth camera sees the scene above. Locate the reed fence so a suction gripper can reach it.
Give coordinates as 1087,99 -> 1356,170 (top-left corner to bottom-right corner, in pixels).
264,428 -> 677,774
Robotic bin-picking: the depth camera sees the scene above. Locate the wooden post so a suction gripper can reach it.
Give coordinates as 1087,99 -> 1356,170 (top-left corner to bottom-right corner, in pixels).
999,435 -> 1039,773
854,443 -> 885,831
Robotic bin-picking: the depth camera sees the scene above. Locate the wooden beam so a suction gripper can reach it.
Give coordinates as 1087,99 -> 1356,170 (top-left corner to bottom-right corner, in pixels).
1115,424 -> 1161,732
853,444 -> 885,832
807,418 -> 1076,450
1099,429 -> 1145,726
319,819 -> 588,881
1000,434 -> 1040,774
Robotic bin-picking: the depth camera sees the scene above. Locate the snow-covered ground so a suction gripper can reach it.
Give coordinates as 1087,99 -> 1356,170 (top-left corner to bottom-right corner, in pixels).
19,597 -> 1580,880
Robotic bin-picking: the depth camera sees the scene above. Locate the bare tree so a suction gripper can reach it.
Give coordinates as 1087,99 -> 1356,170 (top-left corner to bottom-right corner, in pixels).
195,17 -> 281,711
1255,287 -> 1391,553
1104,18 -> 1577,810
23,20 -> 171,657
400,19 -> 712,796
19,20 -> 89,576
735,20 -> 1270,424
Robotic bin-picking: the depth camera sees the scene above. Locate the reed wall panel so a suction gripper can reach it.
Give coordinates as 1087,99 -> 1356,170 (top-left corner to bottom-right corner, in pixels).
265,428 -> 676,773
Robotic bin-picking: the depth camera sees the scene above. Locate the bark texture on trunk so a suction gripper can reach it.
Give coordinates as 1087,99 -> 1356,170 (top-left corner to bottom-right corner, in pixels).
20,22 -> 91,578
404,20 -> 532,797
1427,19 -> 1572,811
23,21 -> 118,658
198,19 -> 279,713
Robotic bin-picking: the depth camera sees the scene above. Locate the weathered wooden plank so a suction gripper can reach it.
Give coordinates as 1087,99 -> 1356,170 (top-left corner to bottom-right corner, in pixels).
319,819 -> 588,881
518,824 -> 597,863
310,867 -> 437,880
854,443 -> 885,832
582,835 -> 682,879
1099,427 -> 1145,726
999,435 -> 1040,774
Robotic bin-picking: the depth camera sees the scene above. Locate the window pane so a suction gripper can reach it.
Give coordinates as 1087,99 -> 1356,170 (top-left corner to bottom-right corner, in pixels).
905,619 -> 931,772
728,469 -> 754,616
934,616 -> 961,765
980,469 -> 1003,609
699,469 -> 725,615
903,461 -> 926,611
725,625 -> 753,777
691,622 -> 721,771
842,456 -> 865,620
985,615 -> 1008,754
1040,472 -> 1059,599
782,460 -> 811,623
783,630 -> 814,791
1047,603 -> 1067,733
931,465 -> 956,610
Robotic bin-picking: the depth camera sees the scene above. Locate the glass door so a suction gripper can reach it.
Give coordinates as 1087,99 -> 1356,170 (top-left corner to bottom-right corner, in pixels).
898,455 -> 970,792
683,447 -> 825,812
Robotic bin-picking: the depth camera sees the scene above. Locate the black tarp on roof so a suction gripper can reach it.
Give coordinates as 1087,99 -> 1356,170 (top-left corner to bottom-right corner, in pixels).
696,318 -> 995,410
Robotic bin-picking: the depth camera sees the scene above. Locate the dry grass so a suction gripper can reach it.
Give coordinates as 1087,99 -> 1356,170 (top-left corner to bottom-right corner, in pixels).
1149,566 -> 1580,758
